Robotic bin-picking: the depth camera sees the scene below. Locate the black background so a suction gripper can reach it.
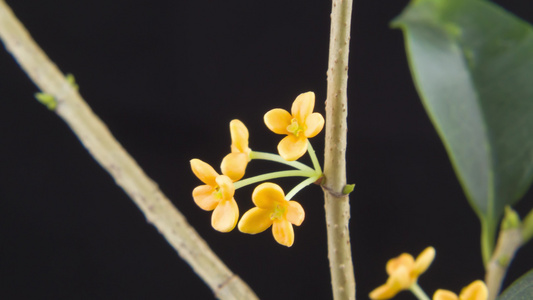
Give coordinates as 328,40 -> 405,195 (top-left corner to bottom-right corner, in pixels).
1,0 -> 532,299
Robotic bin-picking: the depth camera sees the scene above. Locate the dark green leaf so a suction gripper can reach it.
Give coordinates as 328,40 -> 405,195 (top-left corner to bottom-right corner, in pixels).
498,269 -> 533,300
392,0 -> 533,258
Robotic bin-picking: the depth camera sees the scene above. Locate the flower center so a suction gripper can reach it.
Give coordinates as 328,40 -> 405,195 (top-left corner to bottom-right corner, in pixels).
214,186 -> 223,200
270,204 -> 286,220
286,118 -> 303,137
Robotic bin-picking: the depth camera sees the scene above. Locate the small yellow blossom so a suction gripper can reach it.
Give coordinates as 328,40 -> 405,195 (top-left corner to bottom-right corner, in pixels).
190,159 -> 239,232
238,182 -> 305,247
369,247 -> 436,300
433,280 -> 488,300
264,91 -> 324,161
221,119 -> 251,181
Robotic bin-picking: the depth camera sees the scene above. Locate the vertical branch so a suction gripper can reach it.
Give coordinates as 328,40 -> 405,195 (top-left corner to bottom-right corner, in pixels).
0,1 -> 257,299
323,0 -> 355,299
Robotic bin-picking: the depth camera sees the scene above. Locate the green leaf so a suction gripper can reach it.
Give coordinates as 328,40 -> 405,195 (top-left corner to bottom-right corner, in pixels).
522,208 -> 533,244
392,0 -> 533,262
34,92 -> 57,110
343,184 -> 355,195
498,269 -> 533,300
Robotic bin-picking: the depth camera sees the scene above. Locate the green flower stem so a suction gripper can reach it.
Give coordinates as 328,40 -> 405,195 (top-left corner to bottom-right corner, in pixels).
234,170 -> 317,190
0,2 -> 258,299
307,141 -> 322,174
250,150 -> 315,172
409,283 -> 431,300
286,175 -> 321,200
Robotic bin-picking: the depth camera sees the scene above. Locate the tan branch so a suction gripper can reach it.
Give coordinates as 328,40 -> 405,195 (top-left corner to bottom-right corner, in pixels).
0,1 -> 257,299
485,228 -> 522,300
323,0 -> 355,299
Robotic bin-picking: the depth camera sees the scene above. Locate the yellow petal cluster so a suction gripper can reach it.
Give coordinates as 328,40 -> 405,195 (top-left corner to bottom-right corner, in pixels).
221,119 -> 251,181
369,247 -> 436,300
433,280 -> 488,300
238,182 -> 305,247
264,92 -> 324,161
190,159 -> 239,232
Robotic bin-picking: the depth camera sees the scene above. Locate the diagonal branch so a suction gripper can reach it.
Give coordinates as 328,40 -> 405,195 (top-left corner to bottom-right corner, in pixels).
0,1 -> 257,299
485,207 -> 528,300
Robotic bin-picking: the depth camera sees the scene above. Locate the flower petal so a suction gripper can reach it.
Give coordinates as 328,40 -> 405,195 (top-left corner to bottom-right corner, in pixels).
264,108 -> 292,135
252,182 -> 285,209
215,175 -> 235,200
291,92 -> 315,124
211,198 -> 239,232
433,290 -> 459,300
238,207 -> 273,234
458,280 -> 488,300
286,201 -> 305,226
230,119 -> 249,153
190,159 -> 219,186
221,153 -> 249,181
192,185 -> 218,211
272,219 -> 294,247
369,282 -> 402,300
413,246 -> 436,277
278,135 -> 308,161
370,265 -> 412,300
304,112 -> 325,138
386,253 -> 414,276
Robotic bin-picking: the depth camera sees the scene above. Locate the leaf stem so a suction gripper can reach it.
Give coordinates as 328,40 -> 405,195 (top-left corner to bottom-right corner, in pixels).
481,219 -> 496,267
0,1 -> 257,299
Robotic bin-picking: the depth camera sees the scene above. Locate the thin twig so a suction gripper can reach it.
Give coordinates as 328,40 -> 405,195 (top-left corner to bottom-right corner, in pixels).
0,1 -> 257,299
323,0 -> 355,299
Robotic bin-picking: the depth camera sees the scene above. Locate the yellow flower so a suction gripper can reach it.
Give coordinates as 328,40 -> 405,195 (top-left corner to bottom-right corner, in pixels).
190,159 -> 239,232
238,182 -> 305,247
221,119 -> 251,181
369,247 -> 436,300
264,91 -> 324,161
433,280 -> 488,300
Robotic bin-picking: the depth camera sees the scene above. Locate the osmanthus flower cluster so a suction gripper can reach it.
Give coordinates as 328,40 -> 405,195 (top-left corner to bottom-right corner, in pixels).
190,92 -> 324,247
370,247 -> 488,300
